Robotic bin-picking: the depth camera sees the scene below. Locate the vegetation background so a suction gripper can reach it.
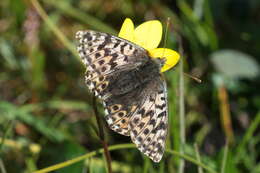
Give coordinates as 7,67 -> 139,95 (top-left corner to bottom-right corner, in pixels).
1,0 -> 260,172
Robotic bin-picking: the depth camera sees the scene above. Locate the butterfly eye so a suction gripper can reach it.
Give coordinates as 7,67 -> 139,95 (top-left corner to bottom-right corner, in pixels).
152,57 -> 166,68
157,57 -> 167,67
161,57 -> 167,63
156,57 -> 168,70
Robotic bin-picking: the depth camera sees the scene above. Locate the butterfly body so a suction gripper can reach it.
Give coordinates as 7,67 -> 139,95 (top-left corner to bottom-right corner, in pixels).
106,58 -> 162,96
76,30 -> 168,162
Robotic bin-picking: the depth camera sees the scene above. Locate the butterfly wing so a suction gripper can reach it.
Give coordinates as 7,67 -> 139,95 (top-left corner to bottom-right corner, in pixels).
129,77 -> 168,162
102,83 -> 144,136
76,30 -> 149,99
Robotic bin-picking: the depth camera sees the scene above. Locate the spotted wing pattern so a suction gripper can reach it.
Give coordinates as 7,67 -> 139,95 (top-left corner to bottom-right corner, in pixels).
103,84 -> 144,136
76,30 -> 147,99
129,78 -> 168,162
76,30 -> 168,162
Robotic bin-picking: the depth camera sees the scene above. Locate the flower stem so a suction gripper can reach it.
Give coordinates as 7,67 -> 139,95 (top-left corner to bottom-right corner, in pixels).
92,96 -> 112,173
178,34 -> 185,173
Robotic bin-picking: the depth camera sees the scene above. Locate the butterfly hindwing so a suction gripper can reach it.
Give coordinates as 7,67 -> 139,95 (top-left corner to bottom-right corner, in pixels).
103,85 -> 144,136
129,77 -> 168,162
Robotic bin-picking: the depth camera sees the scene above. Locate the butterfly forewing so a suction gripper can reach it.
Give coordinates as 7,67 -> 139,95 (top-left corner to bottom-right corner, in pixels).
76,30 -> 168,162
76,30 -> 149,98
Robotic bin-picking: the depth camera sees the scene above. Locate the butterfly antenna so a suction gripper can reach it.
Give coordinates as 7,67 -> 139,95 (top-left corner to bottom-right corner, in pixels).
161,17 -> 202,84
183,72 -> 202,83
162,17 -> 171,59
176,32 -> 202,83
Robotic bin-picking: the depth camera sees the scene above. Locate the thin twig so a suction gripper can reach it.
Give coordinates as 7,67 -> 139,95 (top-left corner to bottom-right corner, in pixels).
92,96 -> 112,173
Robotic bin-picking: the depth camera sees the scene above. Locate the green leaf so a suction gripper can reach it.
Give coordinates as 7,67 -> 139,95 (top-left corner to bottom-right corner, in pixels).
0,39 -> 18,70
210,49 -> 260,79
0,101 -> 66,142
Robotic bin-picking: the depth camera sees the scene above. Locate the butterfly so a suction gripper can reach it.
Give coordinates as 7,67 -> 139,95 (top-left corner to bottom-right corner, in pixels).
76,30 -> 168,162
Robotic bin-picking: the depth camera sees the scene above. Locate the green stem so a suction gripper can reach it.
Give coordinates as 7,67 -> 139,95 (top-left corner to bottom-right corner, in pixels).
0,158 -> 7,173
221,142 -> 229,173
33,143 -> 217,173
178,34 -> 185,173
235,111 -> 260,162
0,120 -> 12,154
166,149 -> 217,173
194,143 -> 204,173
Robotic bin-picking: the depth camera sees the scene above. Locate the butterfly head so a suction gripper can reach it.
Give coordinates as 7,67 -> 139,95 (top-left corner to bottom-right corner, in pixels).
152,57 -> 167,70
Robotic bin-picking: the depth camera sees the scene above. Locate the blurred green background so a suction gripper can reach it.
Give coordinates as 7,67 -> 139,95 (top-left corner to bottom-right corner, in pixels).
1,0 -> 260,172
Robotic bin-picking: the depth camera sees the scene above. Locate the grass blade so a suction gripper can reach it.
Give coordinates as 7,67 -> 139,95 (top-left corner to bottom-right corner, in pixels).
221,142 -> 229,173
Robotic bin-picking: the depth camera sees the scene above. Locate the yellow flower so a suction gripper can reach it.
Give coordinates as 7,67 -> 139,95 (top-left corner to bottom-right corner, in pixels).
118,18 -> 180,72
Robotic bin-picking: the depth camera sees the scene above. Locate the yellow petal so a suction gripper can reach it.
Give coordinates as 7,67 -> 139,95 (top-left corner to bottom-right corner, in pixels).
149,48 -> 180,72
134,20 -> 162,50
118,18 -> 135,42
